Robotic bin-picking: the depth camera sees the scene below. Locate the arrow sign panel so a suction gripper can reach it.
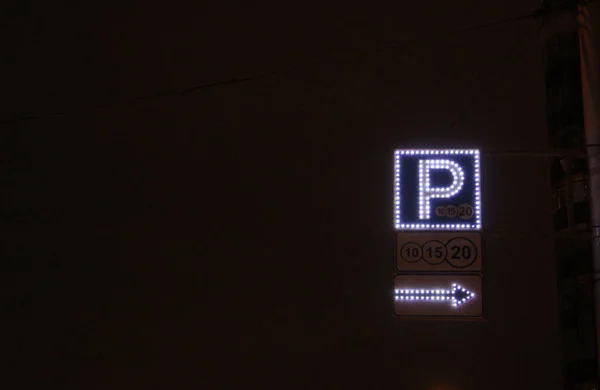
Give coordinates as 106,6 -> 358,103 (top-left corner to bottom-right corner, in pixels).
395,283 -> 476,307
394,274 -> 482,317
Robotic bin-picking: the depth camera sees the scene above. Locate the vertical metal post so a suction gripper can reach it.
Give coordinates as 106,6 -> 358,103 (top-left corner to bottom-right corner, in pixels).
563,157 -> 576,230
578,0 -> 600,378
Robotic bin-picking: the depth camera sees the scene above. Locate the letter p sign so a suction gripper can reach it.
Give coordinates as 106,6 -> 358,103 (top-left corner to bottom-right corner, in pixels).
394,149 -> 481,230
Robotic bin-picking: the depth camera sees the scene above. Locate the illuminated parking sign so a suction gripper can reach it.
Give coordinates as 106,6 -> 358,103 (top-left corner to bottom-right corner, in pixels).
394,149 -> 481,230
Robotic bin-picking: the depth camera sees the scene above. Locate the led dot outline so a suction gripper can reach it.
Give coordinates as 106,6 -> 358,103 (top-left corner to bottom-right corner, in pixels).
418,159 -> 465,220
394,283 -> 476,308
394,149 -> 482,231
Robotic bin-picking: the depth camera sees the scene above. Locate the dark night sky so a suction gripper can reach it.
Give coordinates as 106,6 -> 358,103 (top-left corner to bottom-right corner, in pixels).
3,1 -> 562,389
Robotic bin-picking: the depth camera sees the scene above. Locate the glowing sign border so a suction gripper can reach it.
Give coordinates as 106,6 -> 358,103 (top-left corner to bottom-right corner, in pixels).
394,149 -> 481,231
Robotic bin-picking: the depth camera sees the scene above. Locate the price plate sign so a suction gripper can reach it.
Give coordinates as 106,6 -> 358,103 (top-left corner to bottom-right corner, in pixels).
397,232 -> 482,272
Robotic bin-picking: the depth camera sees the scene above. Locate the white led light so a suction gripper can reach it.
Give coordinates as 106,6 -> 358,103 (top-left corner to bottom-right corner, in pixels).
418,159 -> 465,220
473,150 -> 482,229
394,283 -> 475,308
394,151 -> 401,230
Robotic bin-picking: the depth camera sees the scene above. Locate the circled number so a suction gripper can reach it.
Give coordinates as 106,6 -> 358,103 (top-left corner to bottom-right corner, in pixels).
435,206 -> 447,217
422,240 -> 447,265
446,205 -> 458,218
445,237 -> 478,268
400,242 -> 422,263
458,204 -> 474,220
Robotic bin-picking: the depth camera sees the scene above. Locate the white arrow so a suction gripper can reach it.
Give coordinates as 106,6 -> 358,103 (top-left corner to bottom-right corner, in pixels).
394,283 -> 476,307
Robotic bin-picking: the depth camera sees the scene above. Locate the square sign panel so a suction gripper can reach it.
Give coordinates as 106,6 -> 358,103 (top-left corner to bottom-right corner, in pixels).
394,149 -> 481,231
394,274 -> 482,317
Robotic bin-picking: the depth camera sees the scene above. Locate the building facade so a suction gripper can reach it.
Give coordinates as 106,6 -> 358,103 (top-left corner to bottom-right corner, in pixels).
541,1 -> 597,389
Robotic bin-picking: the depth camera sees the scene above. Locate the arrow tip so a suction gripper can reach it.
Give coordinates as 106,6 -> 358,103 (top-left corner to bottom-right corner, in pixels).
451,284 -> 476,307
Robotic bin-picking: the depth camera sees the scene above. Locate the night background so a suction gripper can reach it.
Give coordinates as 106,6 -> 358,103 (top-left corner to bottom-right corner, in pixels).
3,1 -> 569,389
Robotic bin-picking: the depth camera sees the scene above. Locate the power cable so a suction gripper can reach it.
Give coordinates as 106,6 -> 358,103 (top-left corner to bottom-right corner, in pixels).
0,7 -> 549,126
481,148 -> 587,157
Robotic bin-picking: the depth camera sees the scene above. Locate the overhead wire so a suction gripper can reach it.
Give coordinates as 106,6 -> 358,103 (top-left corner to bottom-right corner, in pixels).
0,6 -> 554,126
445,0 -> 583,131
